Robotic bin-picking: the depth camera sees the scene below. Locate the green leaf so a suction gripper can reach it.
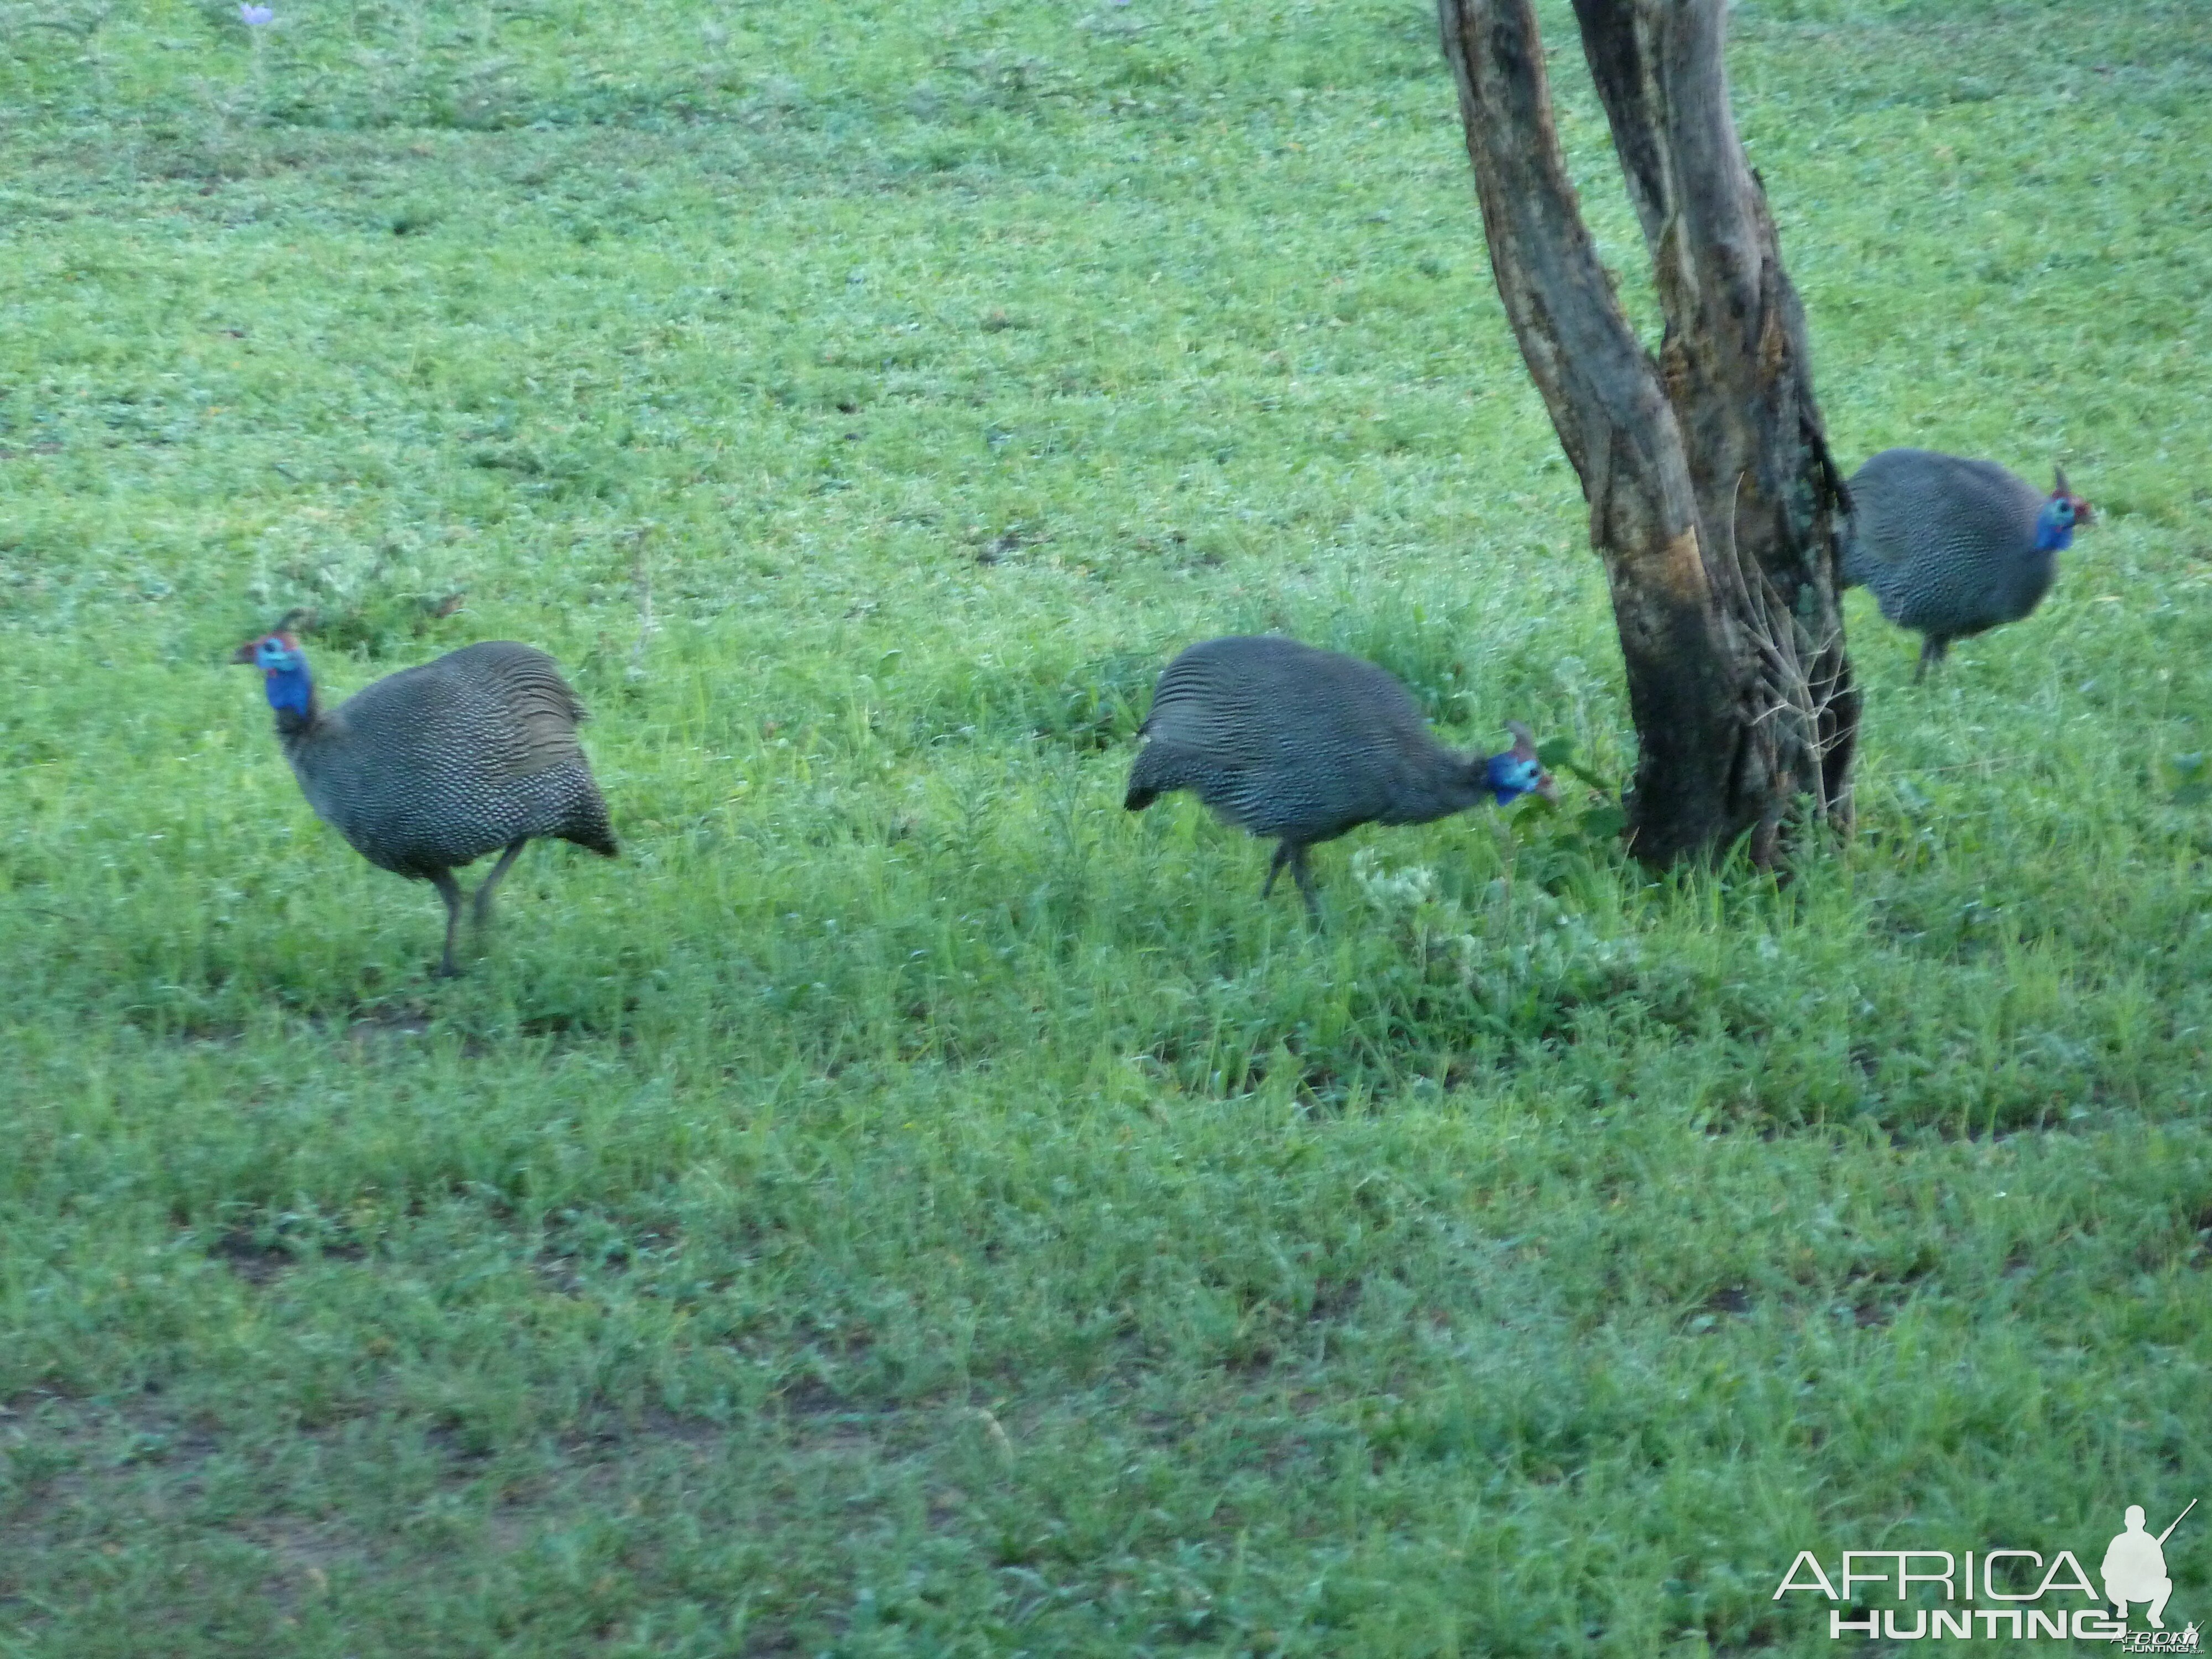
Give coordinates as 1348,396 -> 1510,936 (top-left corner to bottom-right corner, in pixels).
1536,737 -> 1576,769
1578,805 -> 1629,839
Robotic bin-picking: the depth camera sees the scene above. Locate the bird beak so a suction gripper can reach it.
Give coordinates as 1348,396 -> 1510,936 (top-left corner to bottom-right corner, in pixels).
2072,497 -> 2095,526
231,640 -> 260,665
1536,770 -> 1562,805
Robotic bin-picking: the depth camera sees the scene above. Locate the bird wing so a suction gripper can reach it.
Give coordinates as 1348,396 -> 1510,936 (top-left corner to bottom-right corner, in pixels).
328,643 -> 589,785
1850,450 -> 2041,568
442,641 -> 591,779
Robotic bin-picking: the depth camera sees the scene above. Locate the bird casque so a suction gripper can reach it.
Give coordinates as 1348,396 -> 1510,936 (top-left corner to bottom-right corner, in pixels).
1839,448 -> 2093,681
1124,635 -> 1558,916
234,629 -> 617,975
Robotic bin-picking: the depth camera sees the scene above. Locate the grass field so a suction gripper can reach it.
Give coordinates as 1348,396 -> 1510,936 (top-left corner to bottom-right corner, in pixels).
4,0 -> 2211,1652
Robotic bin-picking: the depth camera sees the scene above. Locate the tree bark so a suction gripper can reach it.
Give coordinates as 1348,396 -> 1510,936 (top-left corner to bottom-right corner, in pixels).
1438,0 -> 1856,865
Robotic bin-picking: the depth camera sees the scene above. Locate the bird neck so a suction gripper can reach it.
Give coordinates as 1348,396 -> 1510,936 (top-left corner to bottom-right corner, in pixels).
265,661 -> 321,740
2033,518 -> 2073,554
1442,753 -> 1503,814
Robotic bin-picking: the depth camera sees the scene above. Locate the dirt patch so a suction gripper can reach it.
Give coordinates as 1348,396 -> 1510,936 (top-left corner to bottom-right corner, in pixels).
344,1010 -> 433,1047
207,1225 -> 367,1283
210,1230 -> 293,1285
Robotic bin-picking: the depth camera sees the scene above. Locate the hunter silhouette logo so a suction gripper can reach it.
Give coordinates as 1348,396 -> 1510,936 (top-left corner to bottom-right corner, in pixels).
2106,1502 -> 2192,1630
2110,1501 -> 2200,1654
1775,1499 -> 2198,1645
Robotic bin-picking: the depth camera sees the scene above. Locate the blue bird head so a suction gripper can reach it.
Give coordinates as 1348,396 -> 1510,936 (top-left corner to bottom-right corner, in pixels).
232,627 -> 313,717
1484,721 -> 1560,807
2036,466 -> 2094,552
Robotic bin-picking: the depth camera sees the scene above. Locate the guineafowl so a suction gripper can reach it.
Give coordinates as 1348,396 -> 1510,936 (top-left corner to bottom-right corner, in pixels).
1840,448 -> 2093,681
1124,635 -> 1557,916
233,630 -> 617,975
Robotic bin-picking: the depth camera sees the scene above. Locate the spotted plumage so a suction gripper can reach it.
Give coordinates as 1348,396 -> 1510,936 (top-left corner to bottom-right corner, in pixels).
1840,448 -> 2093,681
234,633 -> 616,975
1124,635 -> 1556,915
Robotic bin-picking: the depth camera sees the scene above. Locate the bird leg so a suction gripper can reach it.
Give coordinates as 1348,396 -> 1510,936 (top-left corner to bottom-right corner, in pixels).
471,839 -> 530,930
1261,842 -> 1322,920
430,869 -> 466,978
1914,635 -> 1950,684
1288,845 -> 1321,922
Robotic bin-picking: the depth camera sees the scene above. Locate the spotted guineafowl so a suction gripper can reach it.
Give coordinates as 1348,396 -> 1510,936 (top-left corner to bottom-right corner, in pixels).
1840,448 -> 2093,681
233,631 -> 617,975
1124,635 -> 1557,916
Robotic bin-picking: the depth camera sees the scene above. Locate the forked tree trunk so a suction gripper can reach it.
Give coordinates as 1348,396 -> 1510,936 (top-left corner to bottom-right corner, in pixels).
1438,0 -> 1857,865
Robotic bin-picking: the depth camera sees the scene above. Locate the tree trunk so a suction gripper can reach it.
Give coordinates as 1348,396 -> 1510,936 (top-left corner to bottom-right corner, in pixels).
1437,0 -> 1856,865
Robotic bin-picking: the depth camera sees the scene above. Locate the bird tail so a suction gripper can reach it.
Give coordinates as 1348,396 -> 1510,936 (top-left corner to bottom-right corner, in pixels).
564,791 -> 620,858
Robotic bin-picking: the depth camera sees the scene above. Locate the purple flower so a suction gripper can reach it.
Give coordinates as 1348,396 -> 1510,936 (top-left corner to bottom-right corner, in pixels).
238,3 -> 274,25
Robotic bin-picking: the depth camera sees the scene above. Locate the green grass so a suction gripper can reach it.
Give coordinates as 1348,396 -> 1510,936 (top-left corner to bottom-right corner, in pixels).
4,0 -> 2211,1652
